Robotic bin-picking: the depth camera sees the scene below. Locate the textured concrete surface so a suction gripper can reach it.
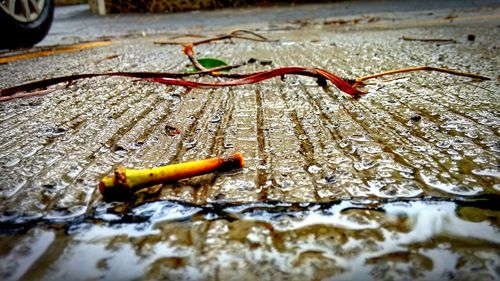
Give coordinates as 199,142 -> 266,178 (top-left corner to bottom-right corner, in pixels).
0,1 -> 499,280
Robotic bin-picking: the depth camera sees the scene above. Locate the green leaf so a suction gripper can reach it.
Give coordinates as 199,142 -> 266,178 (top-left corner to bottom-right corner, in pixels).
187,57 -> 229,72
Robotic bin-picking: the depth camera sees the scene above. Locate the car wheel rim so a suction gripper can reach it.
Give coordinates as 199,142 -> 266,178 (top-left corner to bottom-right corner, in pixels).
0,0 -> 46,23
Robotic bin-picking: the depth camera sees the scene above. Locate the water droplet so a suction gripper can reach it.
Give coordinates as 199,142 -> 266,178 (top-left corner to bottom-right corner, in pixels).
4,158 -> 20,168
472,168 -> 500,178
354,159 -> 377,171
420,172 -> 483,195
339,140 -> 350,148
209,110 -> 224,123
183,139 -> 197,150
361,144 -> 383,154
436,140 -> 450,148
67,165 -> 83,179
348,134 -> 371,142
307,165 -> 321,174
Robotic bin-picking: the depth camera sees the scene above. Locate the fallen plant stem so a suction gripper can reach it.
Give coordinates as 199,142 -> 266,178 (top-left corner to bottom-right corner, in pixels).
144,66 -> 364,95
168,34 -> 206,40
193,29 -> 271,45
180,30 -> 271,72
1,65 -> 490,102
1,31 -> 271,99
183,44 -> 242,72
1,88 -> 58,102
401,36 -> 457,44
1,28 -> 490,102
183,44 -> 208,71
354,66 -> 490,87
157,30 -> 270,73
154,29 -> 273,46
202,64 -> 242,73
0,66 -> 364,100
0,69 -> 241,98
99,153 -> 245,200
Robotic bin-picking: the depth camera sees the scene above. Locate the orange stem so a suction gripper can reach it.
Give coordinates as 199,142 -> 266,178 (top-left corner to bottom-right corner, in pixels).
354,66 -> 490,87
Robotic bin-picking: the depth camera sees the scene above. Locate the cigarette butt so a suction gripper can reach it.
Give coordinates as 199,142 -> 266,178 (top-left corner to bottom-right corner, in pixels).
99,153 -> 244,200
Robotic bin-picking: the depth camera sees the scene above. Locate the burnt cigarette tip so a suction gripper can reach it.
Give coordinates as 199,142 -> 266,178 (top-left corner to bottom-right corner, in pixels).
220,152 -> 245,171
233,152 -> 245,168
98,175 -> 132,201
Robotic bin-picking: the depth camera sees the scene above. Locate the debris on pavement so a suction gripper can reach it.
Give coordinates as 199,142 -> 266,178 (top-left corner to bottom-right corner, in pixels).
0,65 -> 488,101
99,153 -> 245,201
0,40 -> 112,64
401,36 -> 457,44
0,2 -> 499,279
154,29 -> 271,46
0,29 -> 490,102
353,66 -> 490,87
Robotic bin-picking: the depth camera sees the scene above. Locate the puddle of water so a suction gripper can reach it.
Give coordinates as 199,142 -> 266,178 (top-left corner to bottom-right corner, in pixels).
0,229 -> 55,281
1,198 -> 499,280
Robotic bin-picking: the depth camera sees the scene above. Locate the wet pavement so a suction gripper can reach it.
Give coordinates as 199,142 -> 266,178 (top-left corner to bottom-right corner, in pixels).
43,0 -> 500,45
1,1 -> 500,280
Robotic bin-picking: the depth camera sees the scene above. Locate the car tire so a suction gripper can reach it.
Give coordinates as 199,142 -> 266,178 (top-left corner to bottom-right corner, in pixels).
0,0 -> 54,49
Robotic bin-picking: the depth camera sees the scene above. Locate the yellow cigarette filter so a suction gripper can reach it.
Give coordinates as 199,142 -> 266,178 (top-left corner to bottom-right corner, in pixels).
99,153 -> 244,200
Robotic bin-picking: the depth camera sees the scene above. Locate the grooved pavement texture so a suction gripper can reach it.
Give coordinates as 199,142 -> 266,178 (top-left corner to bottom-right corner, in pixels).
1,23 -> 498,215
0,6 -> 499,281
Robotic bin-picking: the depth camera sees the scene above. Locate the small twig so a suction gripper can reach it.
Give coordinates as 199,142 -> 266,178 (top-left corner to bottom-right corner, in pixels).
381,76 -> 409,83
154,35 -> 206,45
436,41 -> 457,47
183,44 -> 208,71
93,54 -> 120,64
183,44 -> 243,73
154,40 -> 189,45
206,64 -> 243,72
155,29 -> 273,46
192,29 -> 272,46
354,66 -> 490,87
99,153 -> 245,201
168,34 -> 206,40
161,29 -> 273,75
229,29 -> 270,41
401,36 -> 457,44
189,34 -> 238,46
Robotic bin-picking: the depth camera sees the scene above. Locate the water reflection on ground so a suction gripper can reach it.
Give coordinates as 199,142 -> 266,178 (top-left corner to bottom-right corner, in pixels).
1,199 -> 498,280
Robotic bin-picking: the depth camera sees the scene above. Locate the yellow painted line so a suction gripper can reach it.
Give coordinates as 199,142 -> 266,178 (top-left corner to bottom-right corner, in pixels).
0,41 -> 113,64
